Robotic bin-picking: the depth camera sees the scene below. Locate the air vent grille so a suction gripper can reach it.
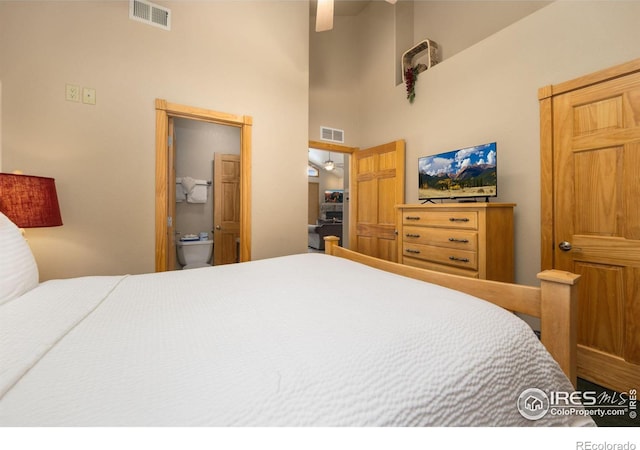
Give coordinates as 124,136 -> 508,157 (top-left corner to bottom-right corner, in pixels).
130,0 -> 171,30
320,126 -> 344,143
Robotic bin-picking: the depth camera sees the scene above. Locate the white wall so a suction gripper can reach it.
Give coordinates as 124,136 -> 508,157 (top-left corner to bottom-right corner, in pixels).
0,1 -> 309,280
356,1 -> 640,285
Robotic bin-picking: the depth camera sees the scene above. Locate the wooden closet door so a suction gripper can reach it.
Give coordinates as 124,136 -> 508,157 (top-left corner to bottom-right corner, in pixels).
551,69 -> 640,393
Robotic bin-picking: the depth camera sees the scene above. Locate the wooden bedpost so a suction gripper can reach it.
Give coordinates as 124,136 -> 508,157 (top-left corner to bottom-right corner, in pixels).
324,236 -> 340,256
537,269 -> 580,387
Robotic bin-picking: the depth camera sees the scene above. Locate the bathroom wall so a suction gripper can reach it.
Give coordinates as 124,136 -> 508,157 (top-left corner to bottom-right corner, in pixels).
174,118 -> 240,247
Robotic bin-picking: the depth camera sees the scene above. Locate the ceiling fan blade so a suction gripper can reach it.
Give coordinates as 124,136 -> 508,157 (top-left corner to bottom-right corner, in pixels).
315,0 -> 334,32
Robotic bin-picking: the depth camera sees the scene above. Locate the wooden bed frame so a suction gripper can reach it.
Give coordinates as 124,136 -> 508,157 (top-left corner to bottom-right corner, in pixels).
323,236 -> 581,386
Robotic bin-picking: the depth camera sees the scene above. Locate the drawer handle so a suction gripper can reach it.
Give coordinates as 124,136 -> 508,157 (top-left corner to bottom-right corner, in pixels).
406,216 -> 421,221
406,249 -> 421,254
448,237 -> 469,243
449,256 -> 470,263
406,233 -> 421,238
449,217 -> 470,222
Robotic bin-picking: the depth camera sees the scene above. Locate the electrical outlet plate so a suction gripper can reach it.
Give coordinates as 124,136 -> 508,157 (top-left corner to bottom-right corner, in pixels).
65,84 -> 80,102
82,87 -> 96,105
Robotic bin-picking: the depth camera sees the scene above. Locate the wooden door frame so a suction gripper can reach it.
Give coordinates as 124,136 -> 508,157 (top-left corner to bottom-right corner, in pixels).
538,58 -> 640,270
308,140 -> 358,247
167,117 -> 177,271
155,99 -> 252,271
308,140 -> 357,157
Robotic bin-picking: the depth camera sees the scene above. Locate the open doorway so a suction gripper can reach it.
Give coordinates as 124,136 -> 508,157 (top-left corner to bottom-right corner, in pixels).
307,140 -> 357,252
155,99 -> 252,272
172,118 -> 240,269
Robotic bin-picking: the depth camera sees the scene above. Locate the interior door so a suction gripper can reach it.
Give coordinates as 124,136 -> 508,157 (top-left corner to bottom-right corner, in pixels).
552,70 -> 640,393
350,140 -> 405,262
308,182 -> 320,225
167,117 -> 177,271
213,153 -> 241,265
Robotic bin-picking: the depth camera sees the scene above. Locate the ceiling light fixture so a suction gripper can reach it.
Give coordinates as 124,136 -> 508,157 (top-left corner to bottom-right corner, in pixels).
324,153 -> 335,171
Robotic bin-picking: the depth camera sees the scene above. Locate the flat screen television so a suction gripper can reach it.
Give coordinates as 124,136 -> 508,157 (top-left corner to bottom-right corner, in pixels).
418,142 -> 497,202
324,189 -> 343,203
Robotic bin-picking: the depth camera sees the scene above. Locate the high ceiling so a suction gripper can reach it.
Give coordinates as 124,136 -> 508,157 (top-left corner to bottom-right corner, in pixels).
309,1 -> 372,18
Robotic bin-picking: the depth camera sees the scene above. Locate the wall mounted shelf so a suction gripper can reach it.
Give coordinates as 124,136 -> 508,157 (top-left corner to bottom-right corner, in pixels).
402,39 -> 440,82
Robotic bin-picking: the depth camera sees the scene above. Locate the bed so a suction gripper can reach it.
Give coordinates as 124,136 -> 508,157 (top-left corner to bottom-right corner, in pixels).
0,213 -> 593,426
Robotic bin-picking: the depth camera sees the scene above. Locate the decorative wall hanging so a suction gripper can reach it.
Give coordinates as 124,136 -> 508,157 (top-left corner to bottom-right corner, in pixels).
402,39 -> 440,103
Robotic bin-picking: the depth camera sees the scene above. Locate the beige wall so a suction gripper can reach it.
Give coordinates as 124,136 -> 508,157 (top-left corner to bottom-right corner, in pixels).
0,1 -> 310,280
310,1 -> 640,286
414,1 -> 550,60
309,15 -> 361,146
309,1 -> 547,146
355,1 -> 640,286
6,1 -> 640,284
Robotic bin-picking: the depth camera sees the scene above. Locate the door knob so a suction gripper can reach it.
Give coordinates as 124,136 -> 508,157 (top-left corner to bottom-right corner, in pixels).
215,225 -> 221,230
558,241 -> 572,251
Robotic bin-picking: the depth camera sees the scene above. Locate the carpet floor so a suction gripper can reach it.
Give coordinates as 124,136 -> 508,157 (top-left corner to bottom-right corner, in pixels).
576,378 -> 638,427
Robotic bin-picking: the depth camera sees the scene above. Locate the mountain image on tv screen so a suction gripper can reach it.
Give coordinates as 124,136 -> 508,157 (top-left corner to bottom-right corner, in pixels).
418,142 -> 497,200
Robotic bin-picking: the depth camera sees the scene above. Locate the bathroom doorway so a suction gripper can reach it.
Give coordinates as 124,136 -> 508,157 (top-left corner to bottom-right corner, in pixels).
173,119 -> 240,269
155,99 -> 252,272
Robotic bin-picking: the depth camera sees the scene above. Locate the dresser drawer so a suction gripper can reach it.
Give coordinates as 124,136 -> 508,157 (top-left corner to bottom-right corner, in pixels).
397,203 -> 515,282
402,226 -> 478,251
402,210 -> 478,230
402,243 -> 478,270
403,257 -> 479,278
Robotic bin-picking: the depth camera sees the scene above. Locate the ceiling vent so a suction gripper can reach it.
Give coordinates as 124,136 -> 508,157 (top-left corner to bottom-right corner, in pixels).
320,126 -> 344,144
129,0 -> 171,30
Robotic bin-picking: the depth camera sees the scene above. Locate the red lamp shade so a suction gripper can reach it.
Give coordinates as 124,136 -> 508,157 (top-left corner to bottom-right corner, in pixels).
0,173 -> 63,228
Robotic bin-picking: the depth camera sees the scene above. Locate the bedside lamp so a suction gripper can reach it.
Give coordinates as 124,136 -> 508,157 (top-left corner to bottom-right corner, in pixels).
0,173 -> 63,230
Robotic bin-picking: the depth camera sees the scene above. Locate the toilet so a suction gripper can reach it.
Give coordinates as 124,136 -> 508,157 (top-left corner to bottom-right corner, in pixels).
176,239 -> 213,269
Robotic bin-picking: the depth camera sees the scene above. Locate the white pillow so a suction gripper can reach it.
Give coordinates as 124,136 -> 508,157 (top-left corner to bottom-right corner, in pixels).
0,212 -> 39,305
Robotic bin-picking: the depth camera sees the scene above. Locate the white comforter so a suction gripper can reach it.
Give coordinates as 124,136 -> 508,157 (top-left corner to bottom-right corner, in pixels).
0,253 -> 592,426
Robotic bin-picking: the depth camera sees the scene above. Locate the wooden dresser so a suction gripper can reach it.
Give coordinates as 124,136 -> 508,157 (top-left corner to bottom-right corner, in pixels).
396,203 -> 515,282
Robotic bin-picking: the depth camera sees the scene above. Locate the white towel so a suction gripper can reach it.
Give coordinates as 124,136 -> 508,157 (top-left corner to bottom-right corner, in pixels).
187,183 -> 208,203
181,177 -> 197,195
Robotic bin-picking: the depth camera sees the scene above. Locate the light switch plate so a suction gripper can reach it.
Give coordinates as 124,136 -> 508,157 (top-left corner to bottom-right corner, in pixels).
82,87 -> 96,105
65,84 -> 80,102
